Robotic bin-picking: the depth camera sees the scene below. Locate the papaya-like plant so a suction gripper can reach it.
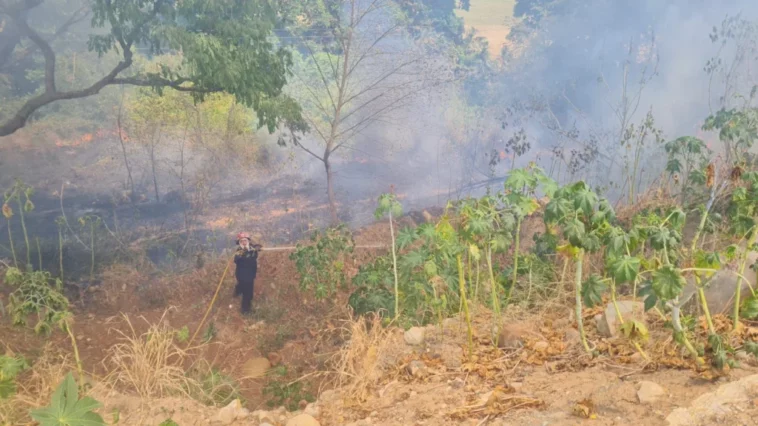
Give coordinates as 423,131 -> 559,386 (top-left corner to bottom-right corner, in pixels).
375,193 -> 403,319
544,181 -> 613,353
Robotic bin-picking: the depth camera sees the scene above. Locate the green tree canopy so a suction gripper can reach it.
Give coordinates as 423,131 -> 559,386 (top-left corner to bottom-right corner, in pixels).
0,0 -> 303,137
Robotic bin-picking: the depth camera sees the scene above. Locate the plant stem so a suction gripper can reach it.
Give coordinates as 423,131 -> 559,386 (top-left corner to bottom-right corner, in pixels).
388,209 -> 400,320
611,279 -> 650,361
36,237 -> 42,271
695,276 -> 716,335
560,257 -> 569,284
64,320 -> 84,383
487,247 -> 501,346
574,249 -> 591,353
6,217 -> 17,267
671,297 -> 703,365
508,216 -> 522,304
474,258 -> 481,304
89,220 -> 95,282
16,192 -> 30,268
58,225 -> 64,282
734,226 -> 758,330
526,263 -> 533,307
457,254 -> 473,356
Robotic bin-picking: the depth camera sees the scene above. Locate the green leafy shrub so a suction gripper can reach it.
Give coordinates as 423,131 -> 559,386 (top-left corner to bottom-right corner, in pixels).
0,354 -> 28,399
4,267 -> 69,334
290,225 -> 355,299
262,366 -> 314,412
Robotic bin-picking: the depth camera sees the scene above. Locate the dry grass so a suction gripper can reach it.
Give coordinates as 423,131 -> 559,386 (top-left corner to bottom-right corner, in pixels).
102,311 -> 197,399
326,314 -> 395,404
0,344 -> 75,426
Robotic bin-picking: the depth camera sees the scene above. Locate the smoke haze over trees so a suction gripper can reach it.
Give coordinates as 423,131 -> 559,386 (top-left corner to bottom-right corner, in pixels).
1,0 -> 758,238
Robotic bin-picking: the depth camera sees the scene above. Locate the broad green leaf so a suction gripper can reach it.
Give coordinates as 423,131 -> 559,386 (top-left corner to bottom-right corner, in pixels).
505,169 -> 534,191
544,198 -> 572,224
563,218 -> 585,248
610,256 -> 640,284
652,266 -> 686,301
30,373 -> 105,426
605,227 -> 630,257
649,228 -> 671,251
667,209 -> 686,229
573,186 -> 598,216
582,232 -> 602,253
741,295 -> 758,320
582,274 -> 606,308
396,227 -> 418,250
693,250 -> 721,280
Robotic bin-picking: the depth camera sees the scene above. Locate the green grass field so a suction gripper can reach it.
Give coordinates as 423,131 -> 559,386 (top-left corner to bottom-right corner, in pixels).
456,0 -> 517,58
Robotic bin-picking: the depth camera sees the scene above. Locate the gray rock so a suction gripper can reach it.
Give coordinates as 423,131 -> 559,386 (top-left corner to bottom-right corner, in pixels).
637,381 -> 665,404
681,251 -> 758,315
564,329 -> 580,344
404,327 -> 426,345
596,301 -> 646,338
407,360 -> 428,378
286,413 -> 321,426
216,399 -> 245,425
304,402 -> 321,418
666,374 -> 758,425
253,410 -> 277,424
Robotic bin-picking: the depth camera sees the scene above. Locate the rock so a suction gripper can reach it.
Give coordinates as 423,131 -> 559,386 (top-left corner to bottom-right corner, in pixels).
596,301 -> 646,338
564,329 -> 580,344
216,399 -> 245,425
404,327 -> 426,345
253,410 -> 277,424
243,357 -> 271,379
630,352 -> 644,363
442,318 -> 461,330
510,382 -> 523,391
681,251 -> 758,315
286,413 -> 321,426
533,341 -> 549,353
304,403 -> 321,418
637,381 -> 665,404
319,390 -> 337,403
667,374 -> 758,425
407,360 -> 428,378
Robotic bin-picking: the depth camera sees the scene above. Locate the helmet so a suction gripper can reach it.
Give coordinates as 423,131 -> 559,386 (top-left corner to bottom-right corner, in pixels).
236,232 -> 250,243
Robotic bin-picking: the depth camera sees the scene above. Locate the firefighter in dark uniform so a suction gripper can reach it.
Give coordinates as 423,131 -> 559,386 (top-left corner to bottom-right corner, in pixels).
234,232 -> 262,315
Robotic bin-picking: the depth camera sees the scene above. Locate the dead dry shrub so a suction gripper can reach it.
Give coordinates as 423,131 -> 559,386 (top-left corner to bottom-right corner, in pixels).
0,344 -> 75,426
102,311 -> 198,399
326,314 -> 394,404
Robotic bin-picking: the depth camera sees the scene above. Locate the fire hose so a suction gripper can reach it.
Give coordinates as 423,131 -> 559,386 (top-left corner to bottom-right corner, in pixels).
187,243 -> 388,347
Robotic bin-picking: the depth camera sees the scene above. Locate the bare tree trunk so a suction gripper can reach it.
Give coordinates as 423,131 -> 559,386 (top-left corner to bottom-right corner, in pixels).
324,153 -> 338,224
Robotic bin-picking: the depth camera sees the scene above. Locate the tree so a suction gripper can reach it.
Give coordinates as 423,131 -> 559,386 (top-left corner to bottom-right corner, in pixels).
0,0 -> 302,137
280,0 -> 455,223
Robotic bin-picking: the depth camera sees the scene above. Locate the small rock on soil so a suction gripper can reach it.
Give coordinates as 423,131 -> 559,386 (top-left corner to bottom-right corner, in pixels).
637,381 -> 666,405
